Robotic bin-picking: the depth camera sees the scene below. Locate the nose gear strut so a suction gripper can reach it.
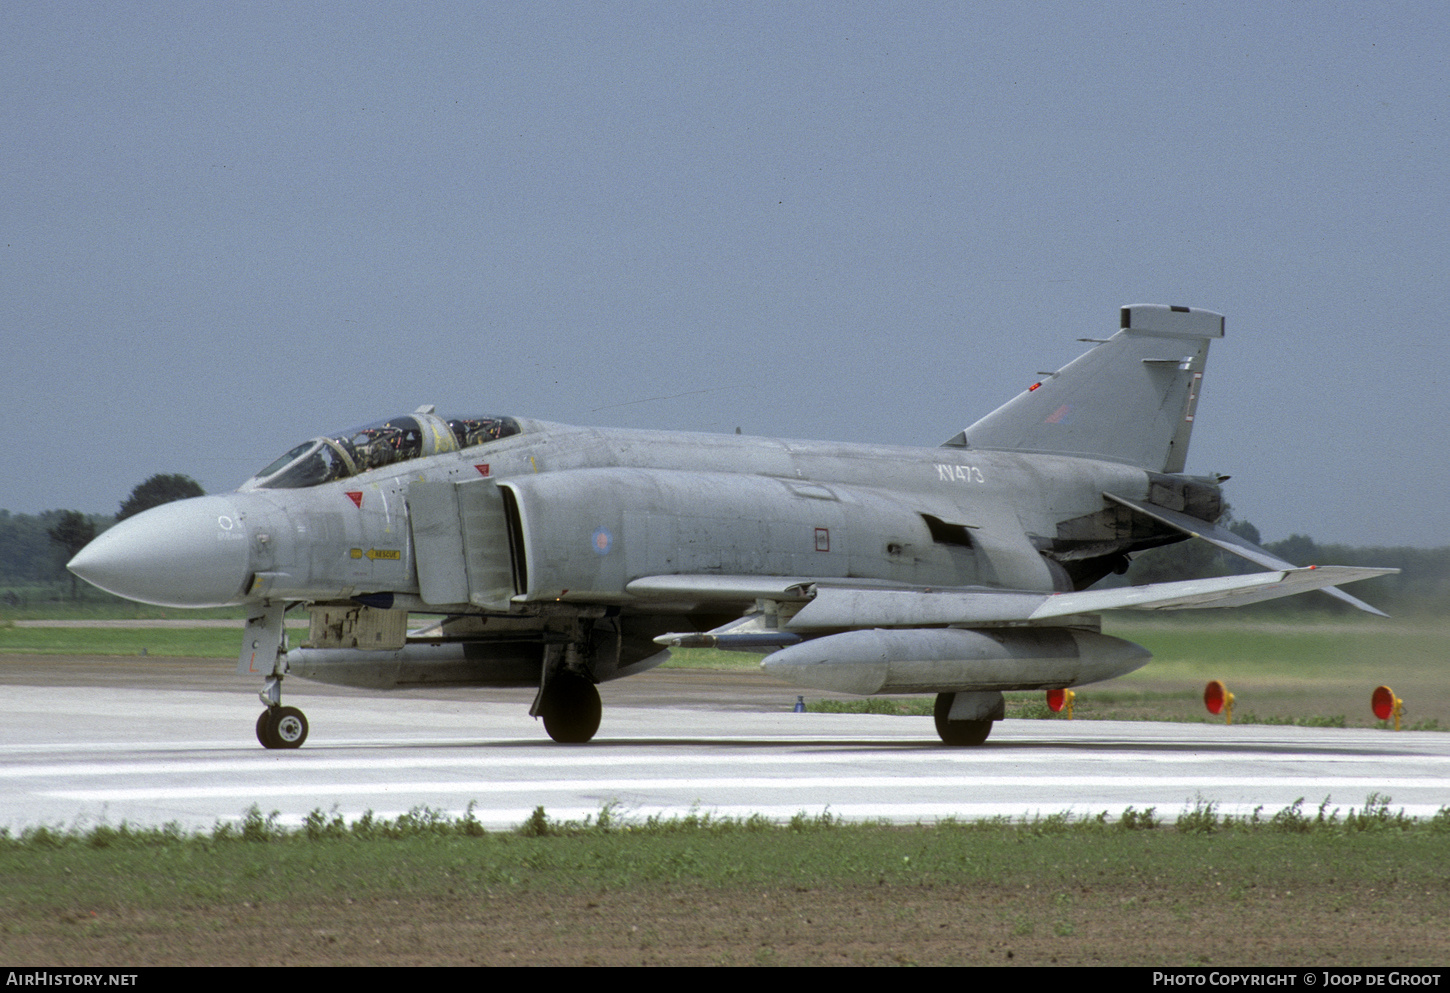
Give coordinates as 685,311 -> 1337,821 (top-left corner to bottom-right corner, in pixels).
240,602 -> 309,749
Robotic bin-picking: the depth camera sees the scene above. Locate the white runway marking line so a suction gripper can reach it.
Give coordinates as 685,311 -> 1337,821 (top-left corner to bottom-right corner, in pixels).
45,774 -> 1450,803
6,748 -> 1449,780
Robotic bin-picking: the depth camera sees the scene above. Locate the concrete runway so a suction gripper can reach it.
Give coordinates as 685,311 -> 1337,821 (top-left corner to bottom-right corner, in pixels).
2,655 -> 1447,832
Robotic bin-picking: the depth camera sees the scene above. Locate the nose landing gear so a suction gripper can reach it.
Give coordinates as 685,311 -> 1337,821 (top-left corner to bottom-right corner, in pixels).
242,604 -> 310,750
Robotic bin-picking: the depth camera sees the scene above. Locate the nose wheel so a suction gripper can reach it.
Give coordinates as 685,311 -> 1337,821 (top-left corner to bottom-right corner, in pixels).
256,706 -> 309,749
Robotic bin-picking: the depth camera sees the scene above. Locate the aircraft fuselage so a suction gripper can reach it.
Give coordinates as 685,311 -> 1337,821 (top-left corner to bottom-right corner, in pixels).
118,421 -> 1166,612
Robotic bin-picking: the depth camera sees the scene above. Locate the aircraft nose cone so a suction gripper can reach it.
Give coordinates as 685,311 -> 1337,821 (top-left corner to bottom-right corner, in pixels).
68,496 -> 253,607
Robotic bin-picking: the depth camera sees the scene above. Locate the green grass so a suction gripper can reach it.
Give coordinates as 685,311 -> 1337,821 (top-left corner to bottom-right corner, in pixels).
2,798 -> 1445,906
808,697 -> 935,716
0,625 -> 243,657
0,586 -> 248,622
657,646 -> 763,670
1105,615 -> 1449,680
4,805 -> 1448,964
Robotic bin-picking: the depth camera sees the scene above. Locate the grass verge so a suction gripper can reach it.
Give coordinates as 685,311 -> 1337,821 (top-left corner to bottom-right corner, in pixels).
3,798 -> 1447,966
0,625 -> 243,657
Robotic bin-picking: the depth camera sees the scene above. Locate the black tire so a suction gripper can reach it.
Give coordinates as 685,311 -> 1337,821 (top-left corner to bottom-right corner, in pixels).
256,709 -> 279,749
540,674 -> 602,744
256,706 -> 309,749
933,692 -> 993,746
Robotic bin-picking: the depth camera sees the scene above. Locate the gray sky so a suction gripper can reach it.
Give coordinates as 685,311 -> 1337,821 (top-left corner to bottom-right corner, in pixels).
4,1 -> 1446,548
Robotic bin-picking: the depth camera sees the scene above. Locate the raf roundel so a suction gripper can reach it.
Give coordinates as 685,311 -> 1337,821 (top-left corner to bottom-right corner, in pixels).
591,527 -> 613,556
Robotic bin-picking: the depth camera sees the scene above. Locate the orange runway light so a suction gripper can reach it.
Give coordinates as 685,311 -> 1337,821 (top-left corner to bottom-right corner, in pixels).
1204,680 -> 1235,724
1372,685 -> 1403,731
1046,688 -> 1075,718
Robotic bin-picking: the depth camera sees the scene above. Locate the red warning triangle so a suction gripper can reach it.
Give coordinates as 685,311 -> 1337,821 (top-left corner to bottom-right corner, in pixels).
345,491 -> 363,508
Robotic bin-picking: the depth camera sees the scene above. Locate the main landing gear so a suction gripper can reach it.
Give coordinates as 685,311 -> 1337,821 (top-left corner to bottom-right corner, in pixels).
933,690 -> 1003,746
531,641 -> 602,743
257,704 -> 309,749
538,672 -> 602,743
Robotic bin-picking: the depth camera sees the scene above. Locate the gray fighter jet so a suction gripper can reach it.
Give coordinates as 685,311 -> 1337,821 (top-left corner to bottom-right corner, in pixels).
69,304 -> 1392,749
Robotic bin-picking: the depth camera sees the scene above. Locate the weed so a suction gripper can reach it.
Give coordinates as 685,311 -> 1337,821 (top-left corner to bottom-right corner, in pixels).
350,809 -> 378,840
787,808 -> 840,832
807,697 -> 932,716
938,814 -> 1015,832
1026,811 -> 1077,835
1176,799 -> 1221,834
458,801 -> 487,837
0,795 -> 1443,855
20,825 -> 65,849
239,806 -> 280,842
1343,794 -> 1416,833
303,807 -> 348,841
1271,799 -> 1312,833
1012,700 -> 1058,720
82,822 -> 184,849
1119,806 -> 1159,831
520,806 -> 553,838
1239,713 -> 1348,728
1429,807 -> 1450,833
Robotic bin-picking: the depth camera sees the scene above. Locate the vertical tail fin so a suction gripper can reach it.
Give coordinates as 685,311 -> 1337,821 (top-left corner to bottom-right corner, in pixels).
946,304 -> 1224,472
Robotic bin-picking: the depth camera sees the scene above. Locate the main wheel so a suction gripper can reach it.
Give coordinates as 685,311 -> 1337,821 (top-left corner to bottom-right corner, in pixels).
256,706 -> 309,749
539,674 -> 602,744
933,693 -> 993,746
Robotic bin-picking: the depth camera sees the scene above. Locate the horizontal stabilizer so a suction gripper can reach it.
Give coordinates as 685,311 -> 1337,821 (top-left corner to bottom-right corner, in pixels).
1105,493 -> 1393,617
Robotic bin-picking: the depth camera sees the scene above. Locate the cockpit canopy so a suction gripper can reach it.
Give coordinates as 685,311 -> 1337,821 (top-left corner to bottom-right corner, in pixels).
244,408 -> 520,490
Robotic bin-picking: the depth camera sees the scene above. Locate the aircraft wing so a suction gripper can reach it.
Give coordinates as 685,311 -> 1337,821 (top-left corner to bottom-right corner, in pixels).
645,564 -> 1394,646
1104,493 -> 1391,617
